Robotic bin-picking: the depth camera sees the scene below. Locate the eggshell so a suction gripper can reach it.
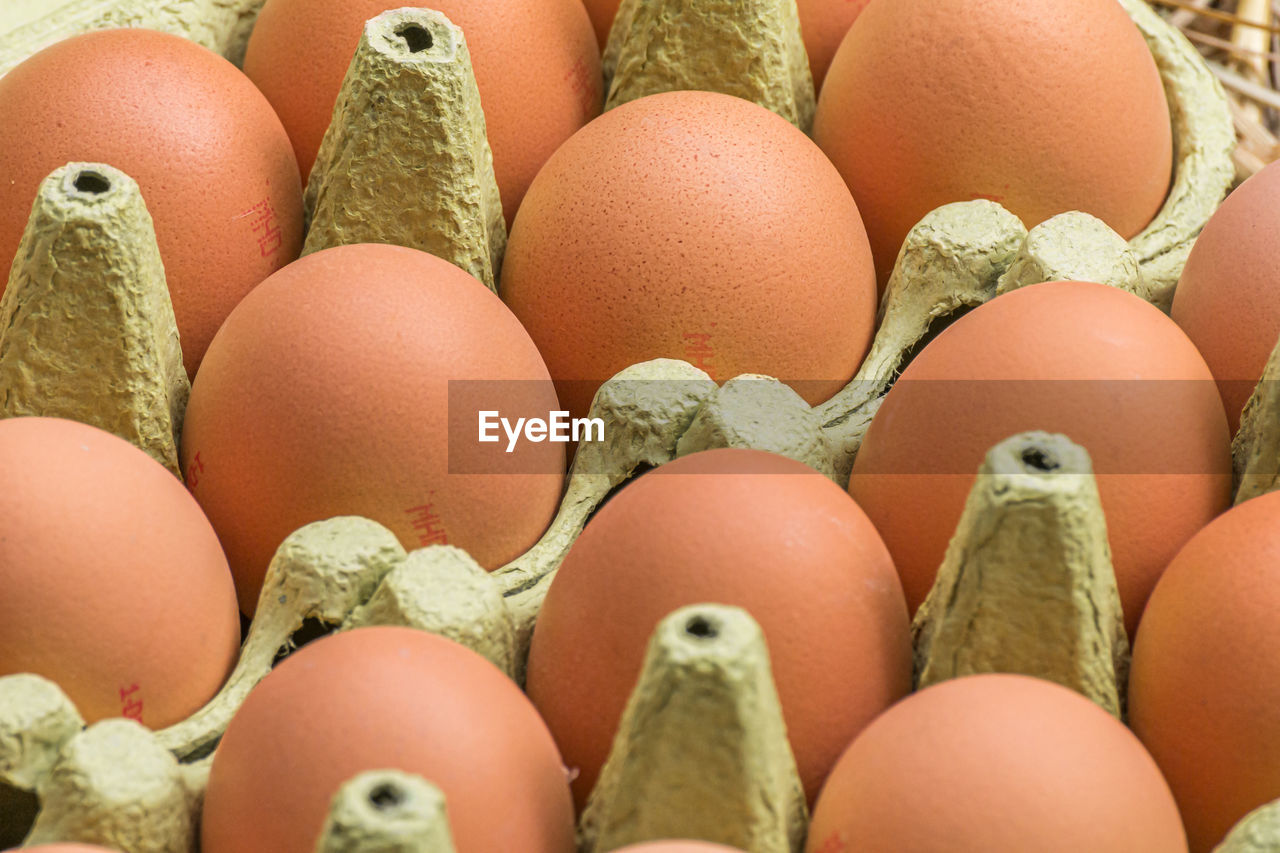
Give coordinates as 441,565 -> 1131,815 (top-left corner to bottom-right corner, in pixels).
806,674 -> 1187,852
799,0 -> 873,89
243,0 -> 601,223
580,0 -> 868,89
1129,490 -> 1280,852
0,29 -> 303,376
814,0 -> 1173,286
0,417 -> 239,728
1171,161 -> 1280,433
201,627 -> 574,853
580,0 -> 616,47
180,243 -> 564,615
501,90 -> 877,420
848,281 -> 1231,637
525,448 -> 912,808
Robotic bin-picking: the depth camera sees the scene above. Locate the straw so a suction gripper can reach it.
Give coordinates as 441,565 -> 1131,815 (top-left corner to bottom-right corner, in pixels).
1151,0 -> 1280,180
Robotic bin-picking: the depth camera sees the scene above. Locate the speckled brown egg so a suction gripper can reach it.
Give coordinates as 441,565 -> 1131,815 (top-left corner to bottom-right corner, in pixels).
0,29 -> 303,376
0,417 -> 239,729
814,0 -> 1172,286
526,448 -> 912,809
202,627 -> 574,853
807,675 -> 1187,852
502,90 -> 877,420
180,244 -> 564,614
1171,160 -> 1280,434
244,0 -> 601,223
1130,490 -> 1280,852
849,281 -> 1231,637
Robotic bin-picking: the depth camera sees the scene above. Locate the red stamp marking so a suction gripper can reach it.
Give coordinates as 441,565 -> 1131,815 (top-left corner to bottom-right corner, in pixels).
683,329 -> 715,372
185,451 -> 206,490
813,831 -> 849,853
563,57 -> 599,116
119,683 -> 144,721
406,503 -> 448,547
237,197 -> 283,258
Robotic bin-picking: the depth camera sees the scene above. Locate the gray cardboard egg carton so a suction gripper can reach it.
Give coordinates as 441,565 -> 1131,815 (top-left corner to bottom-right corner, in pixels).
0,1 -> 1268,851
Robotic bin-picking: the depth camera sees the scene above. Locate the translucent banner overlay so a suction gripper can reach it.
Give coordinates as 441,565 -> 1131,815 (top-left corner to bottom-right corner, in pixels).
447,378 -> 1241,476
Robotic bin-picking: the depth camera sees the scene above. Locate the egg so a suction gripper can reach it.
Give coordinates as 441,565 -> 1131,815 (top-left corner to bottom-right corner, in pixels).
806,674 -> 1187,852
0,417 -> 239,728
501,90 -> 878,420
1129,490 -> 1280,852
799,0 -> 873,89
243,0 -> 601,222
201,627 -> 574,853
849,281 -> 1231,637
1171,160 -> 1280,433
814,0 -> 1173,286
579,0 -> 869,89
525,448 -> 912,808
180,244 -> 564,615
0,29 -> 303,375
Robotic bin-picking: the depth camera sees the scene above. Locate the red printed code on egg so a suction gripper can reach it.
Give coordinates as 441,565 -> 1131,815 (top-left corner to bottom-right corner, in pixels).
119,683 -> 143,721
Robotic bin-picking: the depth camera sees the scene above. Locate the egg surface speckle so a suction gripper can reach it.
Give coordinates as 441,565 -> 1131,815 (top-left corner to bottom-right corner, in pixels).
0,417 -> 239,729
814,0 -> 1173,286
1130,490 -> 1280,852
806,674 -> 1187,852
201,627 -> 574,853
1171,160 -> 1280,434
526,448 -> 911,809
181,244 -> 564,614
244,0 -> 601,223
502,90 -> 877,420
849,281 -> 1231,637
0,29 -> 303,376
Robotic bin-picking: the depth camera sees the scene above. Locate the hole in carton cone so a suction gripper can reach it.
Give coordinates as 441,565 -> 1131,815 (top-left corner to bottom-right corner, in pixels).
0,782 -> 38,847
270,617 -> 336,668
73,171 -> 111,195
685,615 -> 718,639
1020,447 -> 1060,473
368,782 -> 404,811
395,24 -> 433,54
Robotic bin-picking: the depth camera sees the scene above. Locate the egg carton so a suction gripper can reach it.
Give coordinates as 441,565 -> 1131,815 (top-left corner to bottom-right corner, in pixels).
0,0 -> 1257,850
0,427 -> 1148,851
0,0 -> 264,74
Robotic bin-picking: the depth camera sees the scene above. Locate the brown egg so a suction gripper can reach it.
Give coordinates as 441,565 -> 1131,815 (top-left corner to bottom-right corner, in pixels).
806,674 -> 1187,852
0,29 -> 303,375
1171,161 -> 1280,434
814,0 -> 1172,287
180,244 -> 564,615
201,627 -> 574,853
849,281 -> 1231,637
799,0 -> 873,90
525,448 -> 912,808
578,0 -> 868,89
243,0 -> 600,222
0,418 -> 239,729
502,90 -> 878,420
1129,490 -> 1280,852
